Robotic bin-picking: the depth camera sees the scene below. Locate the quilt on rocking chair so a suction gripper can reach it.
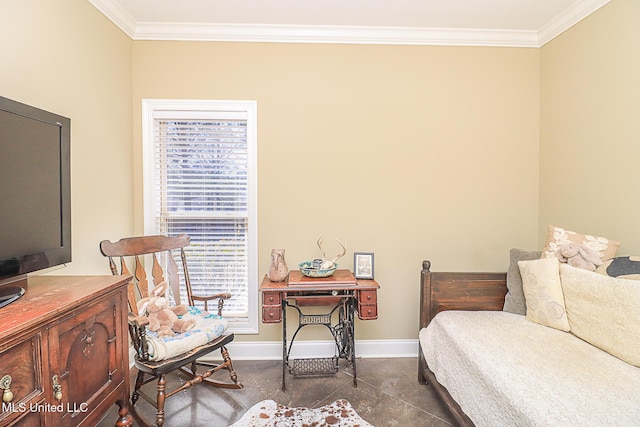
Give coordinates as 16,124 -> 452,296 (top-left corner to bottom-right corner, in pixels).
144,307 -> 228,361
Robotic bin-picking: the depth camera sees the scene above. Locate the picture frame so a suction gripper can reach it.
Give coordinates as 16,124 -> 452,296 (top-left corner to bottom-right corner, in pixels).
353,252 -> 374,279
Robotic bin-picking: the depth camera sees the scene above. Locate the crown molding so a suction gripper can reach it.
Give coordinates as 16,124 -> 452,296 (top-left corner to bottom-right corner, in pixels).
538,0 -> 611,46
88,0 -> 611,48
88,0 -> 137,36
134,23 -> 540,47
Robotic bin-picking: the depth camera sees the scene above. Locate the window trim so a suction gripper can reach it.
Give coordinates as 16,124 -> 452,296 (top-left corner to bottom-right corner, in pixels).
141,99 -> 258,334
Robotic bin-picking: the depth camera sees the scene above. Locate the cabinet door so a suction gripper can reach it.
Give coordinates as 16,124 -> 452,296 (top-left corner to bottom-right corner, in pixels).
46,290 -> 126,426
0,333 -> 45,426
4,408 -> 45,427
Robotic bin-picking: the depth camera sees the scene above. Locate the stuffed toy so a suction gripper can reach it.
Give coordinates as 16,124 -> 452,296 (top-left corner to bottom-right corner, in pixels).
137,282 -> 196,338
556,241 -> 603,271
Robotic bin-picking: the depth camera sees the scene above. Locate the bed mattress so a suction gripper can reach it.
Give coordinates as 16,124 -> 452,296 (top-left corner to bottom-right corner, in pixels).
419,310 -> 640,426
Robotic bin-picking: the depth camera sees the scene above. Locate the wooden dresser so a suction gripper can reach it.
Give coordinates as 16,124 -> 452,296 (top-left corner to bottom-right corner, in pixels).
0,275 -> 132,427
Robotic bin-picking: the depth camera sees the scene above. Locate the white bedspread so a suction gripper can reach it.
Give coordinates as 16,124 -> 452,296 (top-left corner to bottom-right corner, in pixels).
420,311 -> 640,427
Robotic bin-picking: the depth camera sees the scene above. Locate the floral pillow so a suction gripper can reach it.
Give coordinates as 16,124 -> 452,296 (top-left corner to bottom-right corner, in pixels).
541,225 -> 620,263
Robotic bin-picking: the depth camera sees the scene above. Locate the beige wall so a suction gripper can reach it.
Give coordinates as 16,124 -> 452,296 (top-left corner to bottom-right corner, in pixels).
11,1 -> 614,342
133,42 -> 540,340
1,0 -> 134,275
539,0 -> 640,253
2,0 -> 635,346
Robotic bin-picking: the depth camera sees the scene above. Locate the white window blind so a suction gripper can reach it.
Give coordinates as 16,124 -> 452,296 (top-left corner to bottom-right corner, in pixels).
143,100 -> 258,333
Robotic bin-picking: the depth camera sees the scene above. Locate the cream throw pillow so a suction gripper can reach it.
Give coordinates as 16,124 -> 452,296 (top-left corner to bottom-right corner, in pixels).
560,264 -> 640,368
518,257 -> 570,331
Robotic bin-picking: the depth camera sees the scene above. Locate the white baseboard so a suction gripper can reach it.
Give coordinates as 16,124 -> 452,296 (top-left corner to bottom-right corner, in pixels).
130,339 -> 418,367
222,339 -> 419,360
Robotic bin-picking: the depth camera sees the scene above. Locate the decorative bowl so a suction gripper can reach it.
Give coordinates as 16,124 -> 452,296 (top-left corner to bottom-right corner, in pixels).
299,261 -> 338,278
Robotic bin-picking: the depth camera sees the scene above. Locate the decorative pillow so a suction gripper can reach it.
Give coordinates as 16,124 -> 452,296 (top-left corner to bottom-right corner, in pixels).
518,257 -> 570,331
596,256 -> 640,280
503,248 -> 541,315
541,225 -> 620,263
560,263 -> 640,368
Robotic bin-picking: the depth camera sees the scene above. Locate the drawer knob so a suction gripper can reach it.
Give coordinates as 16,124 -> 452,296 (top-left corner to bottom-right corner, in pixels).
1,375 -> 13,403
52,375 -> 63,401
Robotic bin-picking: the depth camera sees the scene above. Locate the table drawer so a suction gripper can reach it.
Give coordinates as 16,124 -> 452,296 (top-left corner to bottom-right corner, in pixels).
262,292 -> 282,306
358,290 -> 377,304
357,304 -> 378,320
356,290 -> 378,320
262,306 -> 282,323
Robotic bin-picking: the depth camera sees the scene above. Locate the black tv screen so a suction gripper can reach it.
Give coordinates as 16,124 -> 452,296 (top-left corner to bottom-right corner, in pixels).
0,96 -> 71,283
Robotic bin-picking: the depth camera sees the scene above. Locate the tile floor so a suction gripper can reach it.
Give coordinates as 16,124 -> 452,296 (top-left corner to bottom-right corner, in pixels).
98,357 -> 453,426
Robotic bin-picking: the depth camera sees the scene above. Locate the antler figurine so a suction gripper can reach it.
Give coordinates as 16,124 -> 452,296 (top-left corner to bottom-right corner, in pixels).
316,236 -> 347,269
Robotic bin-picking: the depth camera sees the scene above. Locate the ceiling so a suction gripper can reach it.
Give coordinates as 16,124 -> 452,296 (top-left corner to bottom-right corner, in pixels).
88,0 -> 611,47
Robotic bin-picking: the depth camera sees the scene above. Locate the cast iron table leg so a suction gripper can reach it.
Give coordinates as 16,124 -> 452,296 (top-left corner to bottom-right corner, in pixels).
282,299 -> 287,391
349,297 -> 357,387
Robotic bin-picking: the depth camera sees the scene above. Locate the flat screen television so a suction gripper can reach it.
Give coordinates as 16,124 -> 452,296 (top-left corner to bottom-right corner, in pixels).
0,96 -> 71,286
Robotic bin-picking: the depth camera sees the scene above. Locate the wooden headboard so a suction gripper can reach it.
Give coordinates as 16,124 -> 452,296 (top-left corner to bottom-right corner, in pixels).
418,260 -> 508,426
419,260 -> 507,330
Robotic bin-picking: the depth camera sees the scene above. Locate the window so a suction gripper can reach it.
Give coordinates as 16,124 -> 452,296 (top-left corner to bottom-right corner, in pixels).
142,99 -> 258,333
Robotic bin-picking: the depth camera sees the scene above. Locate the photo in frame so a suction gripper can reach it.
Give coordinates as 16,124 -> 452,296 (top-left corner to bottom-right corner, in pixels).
354,252 -> 374,279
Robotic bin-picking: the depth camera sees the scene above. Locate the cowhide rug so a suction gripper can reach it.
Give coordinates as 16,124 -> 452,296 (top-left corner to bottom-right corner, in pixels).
229,399 -> 374,427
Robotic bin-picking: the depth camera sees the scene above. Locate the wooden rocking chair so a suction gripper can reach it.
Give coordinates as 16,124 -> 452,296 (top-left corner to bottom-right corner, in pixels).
99,234 -> 243,427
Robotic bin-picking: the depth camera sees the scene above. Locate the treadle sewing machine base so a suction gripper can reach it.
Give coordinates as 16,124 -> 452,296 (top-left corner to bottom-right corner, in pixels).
290,356 -> 339,376
260,270 -> 379,391
286,298 -> 354,380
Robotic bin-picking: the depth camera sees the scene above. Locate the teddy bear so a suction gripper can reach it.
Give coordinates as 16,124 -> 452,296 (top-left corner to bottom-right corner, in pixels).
555,241 -> 603,271
137,282 -> 196,338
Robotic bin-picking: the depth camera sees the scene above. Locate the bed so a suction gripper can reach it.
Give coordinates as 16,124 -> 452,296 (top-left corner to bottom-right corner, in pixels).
417,259 -> 640,426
